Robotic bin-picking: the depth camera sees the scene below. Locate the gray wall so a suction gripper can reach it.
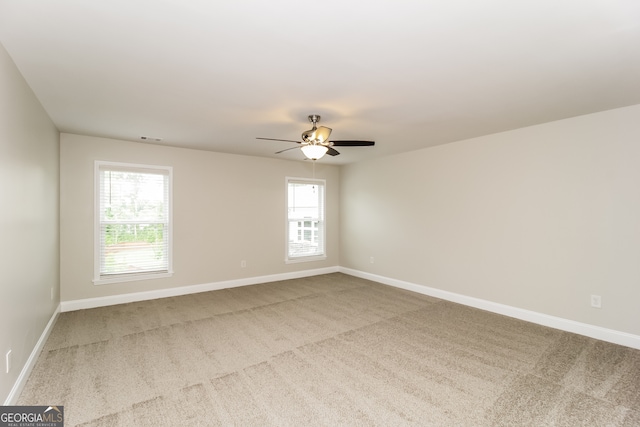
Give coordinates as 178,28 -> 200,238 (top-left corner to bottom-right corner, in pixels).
341,104 -> 640,336
0,42 -> 59,402
60,133 -> 340,302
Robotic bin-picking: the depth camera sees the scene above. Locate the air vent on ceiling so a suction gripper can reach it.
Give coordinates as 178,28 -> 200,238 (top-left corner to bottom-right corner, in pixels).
140,136 -> 163,142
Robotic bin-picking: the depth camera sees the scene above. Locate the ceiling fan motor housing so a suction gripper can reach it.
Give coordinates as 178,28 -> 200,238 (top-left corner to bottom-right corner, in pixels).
302,115 -> 332,144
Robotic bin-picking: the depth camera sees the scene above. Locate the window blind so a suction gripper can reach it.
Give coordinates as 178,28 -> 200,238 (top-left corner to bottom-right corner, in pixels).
97,163 -> 171,281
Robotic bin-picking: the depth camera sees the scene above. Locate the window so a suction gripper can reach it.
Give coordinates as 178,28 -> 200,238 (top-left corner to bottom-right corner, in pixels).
286,177 -> 326,262
94,161 -> 172,284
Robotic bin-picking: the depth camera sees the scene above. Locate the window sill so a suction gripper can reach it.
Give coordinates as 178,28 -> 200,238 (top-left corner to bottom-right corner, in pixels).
285,255 -> 327,264
93,271 -> 174,285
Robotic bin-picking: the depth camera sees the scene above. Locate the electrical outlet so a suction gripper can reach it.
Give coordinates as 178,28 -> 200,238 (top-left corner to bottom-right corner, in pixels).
590,295 -> 602,309
369,256 -> 374,264
241,260 -> 247,268
6,350 -> 11,374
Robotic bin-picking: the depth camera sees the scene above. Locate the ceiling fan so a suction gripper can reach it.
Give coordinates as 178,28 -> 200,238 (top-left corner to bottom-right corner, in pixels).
257,114 -> 375,160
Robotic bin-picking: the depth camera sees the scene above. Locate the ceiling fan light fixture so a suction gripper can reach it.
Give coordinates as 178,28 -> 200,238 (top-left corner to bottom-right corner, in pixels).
256,113 -> 375,159
301,144 -> 328,160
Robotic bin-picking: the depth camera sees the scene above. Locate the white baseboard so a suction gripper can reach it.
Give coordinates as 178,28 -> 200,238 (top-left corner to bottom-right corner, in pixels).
4,304 -> 61,405
340,267 -> 640,350
60,266 -> 340,312
52,265 -> 640,348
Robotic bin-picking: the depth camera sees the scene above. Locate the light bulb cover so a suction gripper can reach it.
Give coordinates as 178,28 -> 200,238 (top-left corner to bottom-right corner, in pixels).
301,144 -> 328,160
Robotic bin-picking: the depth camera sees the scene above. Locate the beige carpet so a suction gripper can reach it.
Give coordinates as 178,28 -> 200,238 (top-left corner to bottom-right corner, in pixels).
18,273 -> 640,426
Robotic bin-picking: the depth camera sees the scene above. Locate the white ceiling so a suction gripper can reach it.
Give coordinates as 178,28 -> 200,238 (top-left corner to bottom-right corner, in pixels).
1,1 -> 639,164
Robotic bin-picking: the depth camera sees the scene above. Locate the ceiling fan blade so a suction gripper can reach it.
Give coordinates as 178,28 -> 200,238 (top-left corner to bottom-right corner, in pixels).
330,140 -> 375,146
316,126 -> 332,142
275,146 -> 301,154
326,147 -> 340,156
256,137 -> 301,144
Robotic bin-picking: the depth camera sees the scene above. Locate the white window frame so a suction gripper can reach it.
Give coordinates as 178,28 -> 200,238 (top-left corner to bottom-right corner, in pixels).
94,161 -> 173,285
285,177 -> 327,263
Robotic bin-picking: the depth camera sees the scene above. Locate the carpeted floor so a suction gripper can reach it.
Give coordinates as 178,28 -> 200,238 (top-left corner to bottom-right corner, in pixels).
18,273 -> 640,426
